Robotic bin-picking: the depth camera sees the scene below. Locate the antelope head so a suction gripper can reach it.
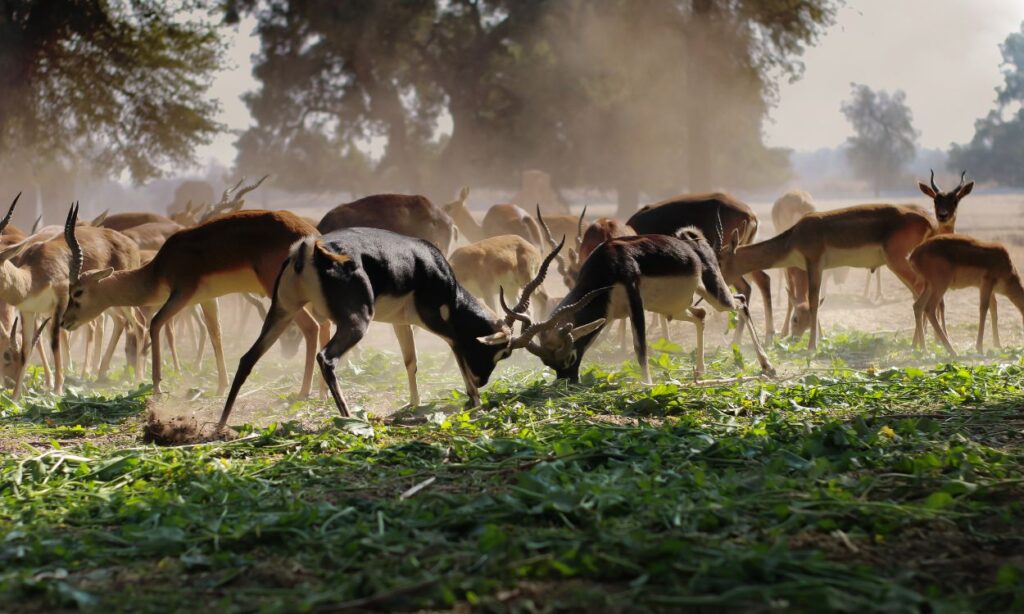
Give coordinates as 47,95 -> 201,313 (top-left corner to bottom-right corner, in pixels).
475,237 -> 608,375
442,186 -> 471,217
199,175 -> 269,223
919,169 -> 974,230
63,202 -> 114,331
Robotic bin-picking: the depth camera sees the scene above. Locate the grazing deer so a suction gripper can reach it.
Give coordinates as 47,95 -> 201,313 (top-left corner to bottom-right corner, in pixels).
61,209 -> 323,397
626,193 -> 776,343
512,228 -> 774,383
448,235 -> 551,318
0,202 -> 142,396
318,193 -> 456,254
909,234 -> 1021,355
719,204 -> 936,351
442,187 -> 544,247
217,228 -> 584,428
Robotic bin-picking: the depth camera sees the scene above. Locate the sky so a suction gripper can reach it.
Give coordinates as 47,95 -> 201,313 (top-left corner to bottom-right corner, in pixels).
195,1 -> 1024,166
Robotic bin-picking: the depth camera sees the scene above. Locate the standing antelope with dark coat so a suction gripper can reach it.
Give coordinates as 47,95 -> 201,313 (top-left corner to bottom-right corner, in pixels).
511,228 -> 775,383
218,228 -> 587,429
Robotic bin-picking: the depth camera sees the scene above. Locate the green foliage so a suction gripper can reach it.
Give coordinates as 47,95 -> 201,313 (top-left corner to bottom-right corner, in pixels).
949,22 -> 1024,187
230,0 -> 838,198
841,83 -> 919,196
0,0 -> 225,184
1,334 -> 1022,611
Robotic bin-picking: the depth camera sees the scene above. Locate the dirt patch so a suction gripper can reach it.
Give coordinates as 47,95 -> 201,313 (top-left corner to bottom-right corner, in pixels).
789,519 -> 1024,594
142,410 -> 237,446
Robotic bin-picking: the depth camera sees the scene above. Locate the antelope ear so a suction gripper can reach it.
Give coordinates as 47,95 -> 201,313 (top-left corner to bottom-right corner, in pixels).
477,330 -> 510,346
569,318 -> 605,340
459,186 -> 470,202
918,182 -> 937,199
728,229 -> 741,254
957,181 -> 974,199
83,267 -> 114,283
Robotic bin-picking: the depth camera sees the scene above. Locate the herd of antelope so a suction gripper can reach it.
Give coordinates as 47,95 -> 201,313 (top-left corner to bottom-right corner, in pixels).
0,168 -> 1018,430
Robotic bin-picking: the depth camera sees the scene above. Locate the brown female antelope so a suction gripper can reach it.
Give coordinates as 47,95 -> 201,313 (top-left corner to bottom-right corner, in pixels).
909,234 -> 1022,355
771,190 -> 826,338
61,209 -> 322,396
0,202 -> 142,396
626,193 -> 776,343
448,235 -> 550,318
97,212 -> 176,232
719,204 -> 936,351
217,228 -> 587,428
442,187 -> 544,247
318,193 -> 456,254
512,228 -> 774,383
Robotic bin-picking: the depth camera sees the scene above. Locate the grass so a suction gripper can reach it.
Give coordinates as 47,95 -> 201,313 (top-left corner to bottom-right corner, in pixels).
1,332 -> 1023,612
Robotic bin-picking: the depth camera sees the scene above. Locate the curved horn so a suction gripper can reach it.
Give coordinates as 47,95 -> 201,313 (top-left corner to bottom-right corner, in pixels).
511,234 -> 564,316
30,214 -> 42,234
500,286 -> 532,328
233,174 -> 269,202
714,208 -> 725,251
510,285 -> 612,349
0,192 -> 21,236
575,206 -> 587,250
534,204 -> 569,277
929,169 -> 939,193
65,202 -> 83,284
91,208 -> 109,226
219,177 -> 245,204
957,170 -> 967,189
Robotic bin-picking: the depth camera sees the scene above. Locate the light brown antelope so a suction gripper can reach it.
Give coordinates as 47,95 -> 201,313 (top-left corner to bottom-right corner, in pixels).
513,228 -> 774,383
909,234 -> 1020,355
318,193 -> 456,254
719,204 -> 937,351
165,176 -> 269,227
217,228 -> 584,428
61,209 -> 322,396
626,193 -> 776,343
0,202 -> 142,396
448,235 -> 550,319
120,221 -> 184,251
442,187 -> 544,247
772,190 -> 819,338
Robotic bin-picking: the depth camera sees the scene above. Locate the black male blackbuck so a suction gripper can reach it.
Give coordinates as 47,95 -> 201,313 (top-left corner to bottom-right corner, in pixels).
513,228 -> 775,384
62,209 -> 323,396
217,228 -> 595,429
626,193 -> 776,343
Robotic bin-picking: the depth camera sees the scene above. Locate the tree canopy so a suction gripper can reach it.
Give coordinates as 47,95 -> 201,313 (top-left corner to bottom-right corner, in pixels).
228,0 -> 839,209
948,22 -> 1024,187
840,83 -> 918,197
0,0 -> 225,215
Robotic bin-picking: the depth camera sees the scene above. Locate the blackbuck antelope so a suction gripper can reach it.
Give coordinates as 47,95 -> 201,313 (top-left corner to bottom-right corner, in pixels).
626,193 -> 776,343
448,235 -> 550,318
513,228 -> 774,383
119,221 -> 185,251
719,204 -> 937,351
0,202 -> 142,396
919,169 -> 975,234
167,176 -> 269,227
62,209 -> 322,396
443,187 -> 544,247
318,193 -> 456,254
217,228 -> 585,429
909,234 -> 1022,355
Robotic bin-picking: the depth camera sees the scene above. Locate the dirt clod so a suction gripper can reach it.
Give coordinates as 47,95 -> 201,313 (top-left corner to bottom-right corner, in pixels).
142,411 -> 236,446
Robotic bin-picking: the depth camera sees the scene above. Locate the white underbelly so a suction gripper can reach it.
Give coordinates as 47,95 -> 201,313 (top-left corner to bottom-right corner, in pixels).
606,275 -> 699,320
821,245 -> 886,270
193,268 -> 263,303
373,292 -> 424,326
19,288 -> 58,314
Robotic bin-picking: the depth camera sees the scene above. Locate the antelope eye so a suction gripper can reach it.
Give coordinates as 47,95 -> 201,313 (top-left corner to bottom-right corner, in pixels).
2,351 -> 10,362
73,290 -> 84,298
